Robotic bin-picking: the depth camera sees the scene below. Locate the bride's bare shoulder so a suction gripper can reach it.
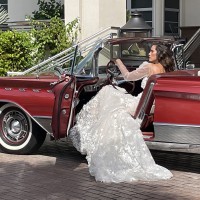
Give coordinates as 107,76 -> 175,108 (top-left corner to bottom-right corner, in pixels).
146,63 -> 165,74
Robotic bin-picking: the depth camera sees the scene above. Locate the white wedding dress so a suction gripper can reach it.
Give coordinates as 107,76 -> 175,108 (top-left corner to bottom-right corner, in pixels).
69,63 -> 173,183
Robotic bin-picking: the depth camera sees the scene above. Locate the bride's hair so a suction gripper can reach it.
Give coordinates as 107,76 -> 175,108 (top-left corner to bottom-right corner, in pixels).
155,44 -> 175,72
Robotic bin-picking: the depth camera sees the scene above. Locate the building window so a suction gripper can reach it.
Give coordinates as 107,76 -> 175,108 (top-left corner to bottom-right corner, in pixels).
128,0 -> 153,27
165,0 -> 179,9
131,0 -> 152,8
0,0 -> 8,11
139,11 -> 152,27
164,0 -> 180,35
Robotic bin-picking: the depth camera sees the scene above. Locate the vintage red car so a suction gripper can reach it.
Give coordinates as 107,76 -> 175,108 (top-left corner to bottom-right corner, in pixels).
0,33 -> 199,155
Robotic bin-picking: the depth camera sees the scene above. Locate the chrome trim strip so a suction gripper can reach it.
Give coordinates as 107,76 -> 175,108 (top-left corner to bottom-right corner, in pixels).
4,88 -> 53,93
153,123 -> 200,145
33,115 -> 52,119
157,91 -> 200,101
66,81 -> 76,136
153,122 -> 200,128
5,88 -> 12,91
146,141 -> 200,154
32,89 -> 41,93
19,88 -> 26,92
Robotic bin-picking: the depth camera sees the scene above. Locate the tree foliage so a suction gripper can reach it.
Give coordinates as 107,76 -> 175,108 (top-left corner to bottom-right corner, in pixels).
31,17 -> 79,60
0,31 -> 36,76
0,17 -> 79,76
0,0 -> 80,76
32,0 -> 64,20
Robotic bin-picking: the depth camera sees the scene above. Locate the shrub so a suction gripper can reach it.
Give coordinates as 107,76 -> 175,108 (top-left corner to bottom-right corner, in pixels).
30,17 -> 79,60
0,0 -> 79,77
0,17 -> 79,76
0,30 -> 37,76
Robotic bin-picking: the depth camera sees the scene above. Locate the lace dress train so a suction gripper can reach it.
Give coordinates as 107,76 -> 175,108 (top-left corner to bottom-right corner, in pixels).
69,84 -> 173,183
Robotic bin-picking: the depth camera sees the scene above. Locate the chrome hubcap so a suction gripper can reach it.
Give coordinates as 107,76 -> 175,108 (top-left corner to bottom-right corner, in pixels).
10,120 -> 21,133
2,110 -> 29,143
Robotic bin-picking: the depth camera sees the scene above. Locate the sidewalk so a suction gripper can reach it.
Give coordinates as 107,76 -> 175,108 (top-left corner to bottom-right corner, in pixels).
0,139 -> 200,200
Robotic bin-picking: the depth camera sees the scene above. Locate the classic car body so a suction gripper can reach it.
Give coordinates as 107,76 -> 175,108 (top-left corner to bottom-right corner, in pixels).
0,27 -> 200,154
134,70 -> 200,153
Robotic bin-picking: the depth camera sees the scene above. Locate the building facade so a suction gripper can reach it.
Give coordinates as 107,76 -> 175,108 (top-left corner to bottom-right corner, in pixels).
64,0 -> 200,39
1,0 -> 200,38
127,0 -> 200,37
64,0 -> 126,40
0,0 -> 63,22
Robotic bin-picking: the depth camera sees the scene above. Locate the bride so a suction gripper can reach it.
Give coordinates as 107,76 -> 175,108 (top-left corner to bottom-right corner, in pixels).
69,44 -> 175,183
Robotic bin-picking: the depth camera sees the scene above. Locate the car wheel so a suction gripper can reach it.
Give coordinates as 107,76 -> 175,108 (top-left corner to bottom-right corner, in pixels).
0,104 -> 46,154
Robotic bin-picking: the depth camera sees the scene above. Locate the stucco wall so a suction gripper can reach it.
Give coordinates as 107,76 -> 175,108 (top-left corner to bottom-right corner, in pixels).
99,0 -> 126,29
153,0 -> 164,36
81,0 -> 100,39
8,0 -> 38,21
65,0 -> 126,40
181,0 -> 200,26
7,0 -> 64,22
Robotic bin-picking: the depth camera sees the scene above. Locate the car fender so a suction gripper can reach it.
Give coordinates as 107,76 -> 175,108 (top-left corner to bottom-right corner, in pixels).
0,101 -> 50,135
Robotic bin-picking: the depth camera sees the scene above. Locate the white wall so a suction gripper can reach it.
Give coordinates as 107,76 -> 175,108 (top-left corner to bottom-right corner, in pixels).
153,0 -> 164,36
81,0 -> 100,39
99,0 -> 126,29
8,0 -> 64,22
8,0 -> 38,21
64,0 -> 80,24
181,0 -> 200,26
65,0 -> 126,40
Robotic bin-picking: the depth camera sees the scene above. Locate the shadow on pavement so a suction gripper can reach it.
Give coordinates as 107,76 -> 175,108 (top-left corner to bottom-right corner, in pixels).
151,150 -> 200,174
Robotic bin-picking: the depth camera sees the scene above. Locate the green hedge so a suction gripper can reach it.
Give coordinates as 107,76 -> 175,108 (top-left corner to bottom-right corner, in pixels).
0,30 -> 36,76
30,17 -> 79,60
0,17 -> 79,76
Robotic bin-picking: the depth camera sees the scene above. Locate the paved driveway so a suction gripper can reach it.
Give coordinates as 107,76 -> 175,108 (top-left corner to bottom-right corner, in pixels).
0,139 -> 200,200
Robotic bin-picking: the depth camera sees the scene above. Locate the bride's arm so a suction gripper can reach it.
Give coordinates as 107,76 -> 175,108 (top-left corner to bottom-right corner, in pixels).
115,59 -> 150,81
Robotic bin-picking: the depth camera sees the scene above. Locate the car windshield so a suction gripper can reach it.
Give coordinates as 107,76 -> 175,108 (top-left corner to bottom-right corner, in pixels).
73,40 -> 103,76
6,38 -> 105,78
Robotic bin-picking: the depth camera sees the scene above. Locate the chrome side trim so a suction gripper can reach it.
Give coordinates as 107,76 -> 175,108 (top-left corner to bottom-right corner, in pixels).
146,141 -> 200,154
5,88 -> 12,91
157,91 -> 200,101
154,122 -> 200,128
4,88 -> 53,93
66,81 -> 76,136
153,123 -> 200,145
19,88 -> 27,92
32,89 -> 41,93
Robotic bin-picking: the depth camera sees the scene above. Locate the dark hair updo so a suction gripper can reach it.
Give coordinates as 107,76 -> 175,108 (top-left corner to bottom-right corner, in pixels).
155,44 -> 175,72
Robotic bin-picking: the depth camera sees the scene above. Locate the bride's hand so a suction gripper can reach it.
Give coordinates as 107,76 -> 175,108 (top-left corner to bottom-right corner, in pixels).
114,59 -> 124,68
111,58 -> 120,66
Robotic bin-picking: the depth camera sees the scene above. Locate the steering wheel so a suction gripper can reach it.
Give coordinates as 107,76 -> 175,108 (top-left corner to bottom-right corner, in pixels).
106,60 -> 121,84
106,60 -> 135,94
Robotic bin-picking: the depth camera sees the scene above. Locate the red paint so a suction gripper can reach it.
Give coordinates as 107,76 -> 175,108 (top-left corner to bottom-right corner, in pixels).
153,73 -> 200,125
0,76 -> 58,116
